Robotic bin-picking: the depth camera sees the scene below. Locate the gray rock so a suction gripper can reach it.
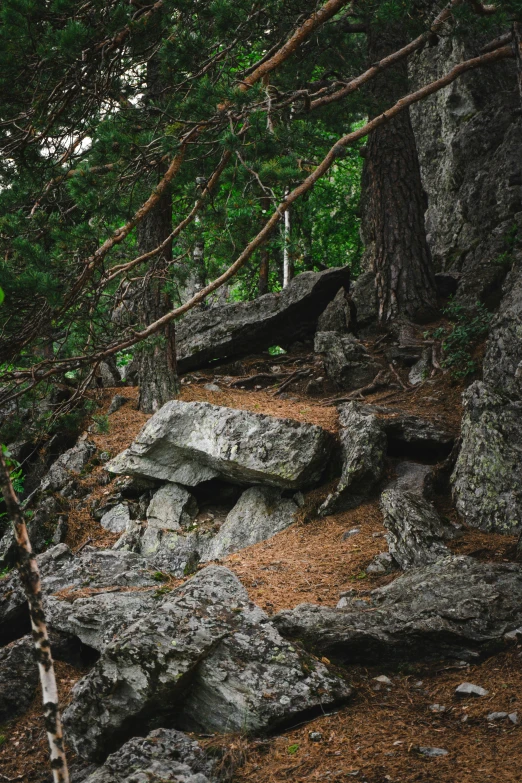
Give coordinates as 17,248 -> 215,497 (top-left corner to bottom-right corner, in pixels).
366,551 -> 395,575
408,349 -> 431,386
381,489 -> 457,570
452,382 -> 522,534
0,545 -> 158,642
389,462 -> 432,495
176,267 -> 350,373
81,729 -> 216,783
342,528 -> 361,540
0,636 -> 39,722
107,395 -> 128,415
99,359 -> 122,388
417,747 -> 448,758
274,556 -> 522,663
0,494 -> 64,566
359,405 -> 453,459
203,486 -> 298,561
106,401 -> 331,489
509,712 -> 519,724
318,403 -> 386,515
314,332 -> 381,391
101,503 -> 133,533
483,258 -> 522,400
147,484 -> 198,531
429,704 -> 447,713
316,287 -> 352,334
409,33 -> 522,308
455,682 -> 489,698
41,438 -> 96,492
350,270 -> 378,330
64,566 -> 351,761
487,711 -> 508,721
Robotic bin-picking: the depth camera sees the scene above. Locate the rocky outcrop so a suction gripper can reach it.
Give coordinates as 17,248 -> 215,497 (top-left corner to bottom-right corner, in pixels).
316,287 -> 353,334
359,405 -> 454,460
64,566 -> 351,761
319,403 -> 386,515
275,557 -> 522,663
380,489 -> 456,569
0,636 -> 39,722
409,35 -> 522,306
314,332 -> 381,391
146,484 -> 198,531
40,437 -> 96,493
81,729 -> 217,783
106,401 -> 331,489
176,267 -> 350,372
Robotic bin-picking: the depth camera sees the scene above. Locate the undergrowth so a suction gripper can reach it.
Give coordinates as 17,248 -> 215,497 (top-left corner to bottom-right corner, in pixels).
427,299 -> 491,379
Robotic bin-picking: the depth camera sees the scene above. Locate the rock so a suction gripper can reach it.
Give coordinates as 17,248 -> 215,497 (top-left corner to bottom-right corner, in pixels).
100,503 -> 133,533
106,401 -> 331,489
0,636 -> 39,722
64,566 -> 351,761
350,270 -> 378,330
316,287 -> 353,334
373,675 -> 393,686
203,383 -> 220,392
318,403 -> 386,515
309,731 -> 323,742
408,348 -> 431,386
52,515 -> 69,545
107,395 -> 128,415
409,33 -> 522,308
380,489 -> 457,570
203,486 -> 298,561
509,712 -> 519,725
41,438 -> 96,493
429,704 -> 447,713
0,545 -> 158,645
389,462 -> 433,495
274,557 -> 522,663
314,332 -> 381,391
366,551 -> 395,575
452,382 -> 522,534
176,267 -> 350,372
483,258 -> 522,399
455,682 -> 489,698
342,528 -> 361,540
81,729 -> 216,783
487,712 -> 509,721
359,405 -> 454,460
435,273 -> 459,298
98,359 -> 122,388
417,747 -> 448,758
46,589 -> 158,653
147,484 -> 198,531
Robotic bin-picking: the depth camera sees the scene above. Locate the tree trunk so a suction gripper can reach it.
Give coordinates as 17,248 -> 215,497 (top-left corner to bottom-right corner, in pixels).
361,25 -> 437,324
136,190 -> 179,413
282,191 -> 293,288
258,248 -> 269,296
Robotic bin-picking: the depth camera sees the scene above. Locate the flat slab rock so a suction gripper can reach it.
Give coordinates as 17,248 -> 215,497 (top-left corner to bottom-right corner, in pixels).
176,266 -> 350,372
106,400 -> 331,489
274,556 -> 522,663
0,544 -> 158,645
80,729 -> 216,783
63,566 -> 351,762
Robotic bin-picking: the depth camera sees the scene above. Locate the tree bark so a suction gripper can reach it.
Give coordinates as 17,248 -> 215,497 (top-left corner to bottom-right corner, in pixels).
361,25 -> 437,324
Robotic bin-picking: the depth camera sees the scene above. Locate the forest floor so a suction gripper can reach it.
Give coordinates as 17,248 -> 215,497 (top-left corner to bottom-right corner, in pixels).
2,332 -> 521,783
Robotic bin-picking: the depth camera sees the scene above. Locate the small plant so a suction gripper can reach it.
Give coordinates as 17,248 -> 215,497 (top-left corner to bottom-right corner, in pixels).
92,414 -> 110,434
287,744 -> 300,755
268,345 -> 286,356
438,299 -> 492,379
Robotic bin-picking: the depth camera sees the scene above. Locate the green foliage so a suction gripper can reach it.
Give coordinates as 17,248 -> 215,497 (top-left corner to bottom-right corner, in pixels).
287,744 -> 300,755
430,299 -> 492,379
0,445 -> 24,496
92,414 -> 110,434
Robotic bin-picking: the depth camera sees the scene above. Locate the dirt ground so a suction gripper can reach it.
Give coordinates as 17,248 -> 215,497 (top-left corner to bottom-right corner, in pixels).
2,339 -> 521,783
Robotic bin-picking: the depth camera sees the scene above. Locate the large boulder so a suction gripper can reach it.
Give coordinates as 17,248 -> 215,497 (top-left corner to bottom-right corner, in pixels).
106,401 -> 331,489
318,403 -> 386,516
80,729 -> 217,783
316,287 -> 353,334
274,557 -> 522,663
0,636 -> 39,722
176,266 -> 350,372
452,382 -> 522,534
63,566 -> 351,761
314,332 -> 381,391
359,405 -> 454,460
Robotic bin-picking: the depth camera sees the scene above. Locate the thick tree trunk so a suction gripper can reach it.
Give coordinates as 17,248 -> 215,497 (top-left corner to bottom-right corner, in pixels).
361,27 -> 437,324
136,189 -> 179,413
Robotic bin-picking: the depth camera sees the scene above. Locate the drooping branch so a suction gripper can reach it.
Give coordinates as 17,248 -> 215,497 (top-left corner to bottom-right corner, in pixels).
0,449 -> 69,783
2,39 -> 513,400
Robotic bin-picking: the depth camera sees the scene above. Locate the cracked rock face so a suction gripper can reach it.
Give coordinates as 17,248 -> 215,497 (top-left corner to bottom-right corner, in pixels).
274,557 -> 522,663
63,566 -> 351,762
146,484 -> 199,531
80,729 -> 216,783
0,636 -> 39,722
319,403 -> 386,516
380,489 -> 457,570
106,401 -> 331,489
452,382 -> 522,534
